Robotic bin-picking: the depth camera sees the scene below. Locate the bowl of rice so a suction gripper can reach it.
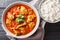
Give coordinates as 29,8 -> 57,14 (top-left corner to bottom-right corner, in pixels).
39,0 -> 60,23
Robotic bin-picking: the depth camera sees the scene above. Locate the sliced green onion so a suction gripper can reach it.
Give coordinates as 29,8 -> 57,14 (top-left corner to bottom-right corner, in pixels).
19,14 -> 24,19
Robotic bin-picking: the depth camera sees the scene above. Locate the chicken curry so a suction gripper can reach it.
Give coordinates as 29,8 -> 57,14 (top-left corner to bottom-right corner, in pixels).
4,4 -> 37,36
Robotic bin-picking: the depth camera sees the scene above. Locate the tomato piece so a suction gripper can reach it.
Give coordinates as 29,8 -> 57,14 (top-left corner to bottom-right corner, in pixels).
25,26 -> 30,33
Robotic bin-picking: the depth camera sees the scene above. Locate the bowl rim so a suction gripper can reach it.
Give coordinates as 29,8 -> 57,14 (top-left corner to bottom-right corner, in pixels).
1,1 -> 40,38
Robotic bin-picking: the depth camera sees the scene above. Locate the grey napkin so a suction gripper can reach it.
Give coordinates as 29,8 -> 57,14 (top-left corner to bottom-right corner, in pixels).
0,0 -> 31,7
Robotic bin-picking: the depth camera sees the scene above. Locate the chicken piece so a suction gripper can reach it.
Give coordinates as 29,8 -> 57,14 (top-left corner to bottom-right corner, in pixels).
19,27 -> 25,34
13,30 -> 20,36
29,22 -> 35,30
6,19 -> 11,24
27,14 -> 36,22
17,7 -> 20,12
7,12 -> 14,20
16,22 -> 26,29
20,6 -> 28,14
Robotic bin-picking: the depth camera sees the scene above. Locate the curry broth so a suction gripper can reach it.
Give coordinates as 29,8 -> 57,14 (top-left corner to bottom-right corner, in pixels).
4,4 -> 37,36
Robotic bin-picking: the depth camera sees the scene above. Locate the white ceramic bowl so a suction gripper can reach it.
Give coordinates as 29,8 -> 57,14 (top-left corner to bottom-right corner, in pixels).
1,1 -> 40,38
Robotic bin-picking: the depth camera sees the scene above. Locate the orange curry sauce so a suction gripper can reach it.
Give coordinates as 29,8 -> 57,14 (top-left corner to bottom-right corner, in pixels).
4,4 -> 37,36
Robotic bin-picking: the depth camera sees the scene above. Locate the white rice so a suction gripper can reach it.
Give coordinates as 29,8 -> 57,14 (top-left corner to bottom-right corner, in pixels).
40,0 -> 60,23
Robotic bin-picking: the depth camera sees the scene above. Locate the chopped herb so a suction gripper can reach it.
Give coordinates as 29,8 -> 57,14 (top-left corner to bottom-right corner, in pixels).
16,14 -> 25,23
19,14 -> 24,19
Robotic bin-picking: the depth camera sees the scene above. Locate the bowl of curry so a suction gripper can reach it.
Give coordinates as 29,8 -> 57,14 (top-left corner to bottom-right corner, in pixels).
2,1 -> 40,38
